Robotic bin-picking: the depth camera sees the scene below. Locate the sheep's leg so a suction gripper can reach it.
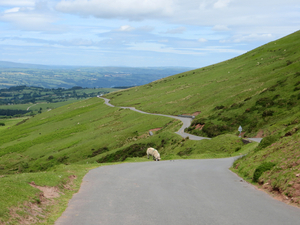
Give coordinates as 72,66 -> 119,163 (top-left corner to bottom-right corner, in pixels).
147,154 -> 149,159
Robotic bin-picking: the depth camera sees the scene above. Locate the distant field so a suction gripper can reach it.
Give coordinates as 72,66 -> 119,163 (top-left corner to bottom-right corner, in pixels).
0,99 -> 84,112
0,86 -> 120,116
0,66 -> 192,89
0,117 -> 29,131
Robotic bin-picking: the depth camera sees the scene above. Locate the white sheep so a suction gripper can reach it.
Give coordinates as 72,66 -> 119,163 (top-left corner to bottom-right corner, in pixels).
146,147 -> 161,161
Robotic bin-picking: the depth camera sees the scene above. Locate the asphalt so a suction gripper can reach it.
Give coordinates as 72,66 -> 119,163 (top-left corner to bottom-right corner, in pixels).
55,158 -> 300,225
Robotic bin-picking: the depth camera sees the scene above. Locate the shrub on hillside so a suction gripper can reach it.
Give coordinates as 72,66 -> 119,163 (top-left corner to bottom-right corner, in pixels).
294,72 -> 300,77
253,162 -> 276,182
88,147 -> 109,158
202,122 -> 229,138
294,86 -> 300,91
262,110 -> 274,117
191,118 -> 206,126
256,97 -> 274,108
254,134 -> 280,152
97,143 -> 156,163
177,148 -> 193,156
214,105 -> 225,110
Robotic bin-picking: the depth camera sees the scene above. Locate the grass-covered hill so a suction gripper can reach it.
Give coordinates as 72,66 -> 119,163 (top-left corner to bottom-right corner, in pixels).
107,30 -> 300,138
0,96 -> 246,224
0,30 -> 300,223
106,30 -> 300,204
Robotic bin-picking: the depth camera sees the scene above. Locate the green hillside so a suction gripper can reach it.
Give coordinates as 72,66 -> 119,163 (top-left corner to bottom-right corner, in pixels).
0,30 -> 300,223
0,96 -> 245,224
107,30 -> 300,138
106,30 -> 300,204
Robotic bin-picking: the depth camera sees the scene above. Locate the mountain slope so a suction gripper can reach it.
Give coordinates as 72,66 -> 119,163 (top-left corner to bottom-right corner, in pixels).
1,30 -> 300,223
107,30 -> 300,138
105,30 -> 300,205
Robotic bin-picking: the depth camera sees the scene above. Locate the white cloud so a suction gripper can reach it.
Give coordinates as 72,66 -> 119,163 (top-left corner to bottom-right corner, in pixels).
54,0 -> 300,36
0,1 -> 65,32
219,33 -> 274,43
232,33 -> 273,43
213,0 -> 231,9
198,38 -> 207,42
0,0 -> 35,7
117,25 -> 135,32
55,0 -> 175,20
4,7 -> 21,13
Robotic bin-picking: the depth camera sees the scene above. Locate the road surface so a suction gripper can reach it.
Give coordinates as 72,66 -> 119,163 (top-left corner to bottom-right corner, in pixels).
55,158 -> 300,225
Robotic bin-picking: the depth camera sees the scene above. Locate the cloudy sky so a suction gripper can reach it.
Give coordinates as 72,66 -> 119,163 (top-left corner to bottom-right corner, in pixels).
0,0 -> 299,67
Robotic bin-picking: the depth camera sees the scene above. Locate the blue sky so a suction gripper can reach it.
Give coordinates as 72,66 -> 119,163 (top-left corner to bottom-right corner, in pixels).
0,0 -> 299,67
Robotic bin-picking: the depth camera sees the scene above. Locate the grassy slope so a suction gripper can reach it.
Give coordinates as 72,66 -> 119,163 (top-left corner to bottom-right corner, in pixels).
1,30 -> 300,223
106,30 -> 300,205
0,97 -> 246,224
107,30 -> 300,137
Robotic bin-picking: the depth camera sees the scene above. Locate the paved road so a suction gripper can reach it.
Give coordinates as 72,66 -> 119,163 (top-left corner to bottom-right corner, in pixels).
99,97 -> 262,143
100,97 -> 213,141
56,158 -> 300,225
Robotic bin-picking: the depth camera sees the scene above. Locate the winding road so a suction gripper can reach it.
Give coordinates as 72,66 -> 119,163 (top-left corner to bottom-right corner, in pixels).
99,97 -> 262,143
54,97 -> 300,225
56,158 -> 300,225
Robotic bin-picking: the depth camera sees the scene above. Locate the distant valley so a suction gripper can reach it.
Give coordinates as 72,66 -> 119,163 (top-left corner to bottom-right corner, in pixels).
0,61 -> 193,89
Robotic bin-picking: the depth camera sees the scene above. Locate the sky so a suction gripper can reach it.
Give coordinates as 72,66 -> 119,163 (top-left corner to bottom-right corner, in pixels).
0,0 -> 299,68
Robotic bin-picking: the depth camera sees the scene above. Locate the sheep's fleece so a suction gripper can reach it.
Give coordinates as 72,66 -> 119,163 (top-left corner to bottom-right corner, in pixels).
146,147 -> 161,161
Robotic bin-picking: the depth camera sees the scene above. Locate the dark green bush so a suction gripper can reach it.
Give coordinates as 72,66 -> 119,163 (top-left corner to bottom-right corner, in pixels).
57,156 -> 69,163
253,162 -> 276,182
191,118 -> 206,126
0,122 -> 5,126
294,72 -> 300,77
277,78 -> 287,86
244,97 -> 252,101
97,143 -> 155,163
214,105 -> 225,110
294,81 -> 300,86
256,97 -> 274,107
220,116 -> 231,122
202,122 -> 229,138
235,147 -> 241,152
230,103 -> 245,109
177,148 -> 193,156
88,147 -> 109,157
262,110 -> 274,117
268,84 -> 277,91
294,86 -> 300,91
255,134 -> 280,152
286,60 -> 292,66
